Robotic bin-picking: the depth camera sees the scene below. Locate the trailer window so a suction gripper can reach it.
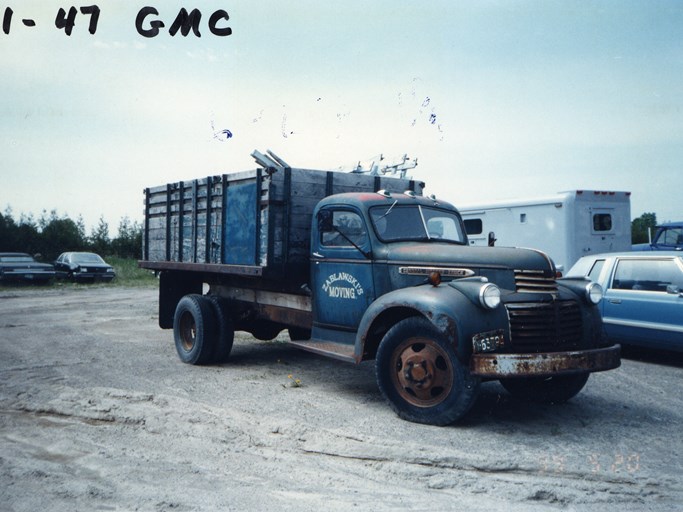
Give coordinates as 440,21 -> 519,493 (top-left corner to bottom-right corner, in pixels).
593,213 -> 613,232
463,219 -> 483,235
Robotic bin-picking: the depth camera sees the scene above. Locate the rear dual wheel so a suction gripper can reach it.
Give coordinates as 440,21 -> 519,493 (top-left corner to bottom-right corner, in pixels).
173,294 -> 234,365
376,317 -> 480,426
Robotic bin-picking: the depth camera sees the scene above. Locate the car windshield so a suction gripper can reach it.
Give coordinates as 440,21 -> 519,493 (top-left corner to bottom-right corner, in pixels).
369,205 -> 466,244
0,255 -> 34,263
72,253 -> 105,264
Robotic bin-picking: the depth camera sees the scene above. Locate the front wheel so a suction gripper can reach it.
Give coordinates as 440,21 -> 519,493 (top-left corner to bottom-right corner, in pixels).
500,373 -> 590,404
376,317 -> 480,426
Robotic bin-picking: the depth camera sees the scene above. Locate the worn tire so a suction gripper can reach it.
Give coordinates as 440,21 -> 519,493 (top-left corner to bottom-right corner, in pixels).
208,296 -> 235,364
376,317 -> 480,426
500,373 -> 590,404
173,294 -> 217,365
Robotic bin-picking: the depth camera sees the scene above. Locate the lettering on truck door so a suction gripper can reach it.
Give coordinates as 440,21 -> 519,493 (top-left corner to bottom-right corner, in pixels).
312,208 -> 375,330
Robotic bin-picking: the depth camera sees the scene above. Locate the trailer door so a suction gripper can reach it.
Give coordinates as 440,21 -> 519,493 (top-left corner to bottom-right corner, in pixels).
311,207 -> 375,331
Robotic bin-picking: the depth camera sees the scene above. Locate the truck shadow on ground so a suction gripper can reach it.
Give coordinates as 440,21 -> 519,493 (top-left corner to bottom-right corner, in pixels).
464,384 -> 615,428
620,345 -> 683,368
222,338 -> 660,429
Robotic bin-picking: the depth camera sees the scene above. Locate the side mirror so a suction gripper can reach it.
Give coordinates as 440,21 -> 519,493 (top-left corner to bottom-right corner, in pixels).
666,284 -> 681,295
488,231 -> 497,247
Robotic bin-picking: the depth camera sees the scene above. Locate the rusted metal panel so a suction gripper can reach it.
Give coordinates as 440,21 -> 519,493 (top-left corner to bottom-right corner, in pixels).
470,344 -> 621,378
287,339 -> 357,363
253,303 -> 312,328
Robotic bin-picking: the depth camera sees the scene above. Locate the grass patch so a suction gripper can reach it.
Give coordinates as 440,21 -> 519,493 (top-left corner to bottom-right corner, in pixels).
107,257 -> 158,287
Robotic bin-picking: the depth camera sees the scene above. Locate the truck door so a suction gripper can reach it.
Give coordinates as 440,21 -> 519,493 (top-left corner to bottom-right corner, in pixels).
311,207 -> 375,331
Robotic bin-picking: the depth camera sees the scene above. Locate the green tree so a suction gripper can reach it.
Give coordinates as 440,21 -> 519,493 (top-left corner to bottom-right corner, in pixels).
89,216 -> 111,255
41,217 -> 86,261
111,216 -> 142,258
631,212 -> 657,244
0,210 -> 16,251
15,222 -> 41,256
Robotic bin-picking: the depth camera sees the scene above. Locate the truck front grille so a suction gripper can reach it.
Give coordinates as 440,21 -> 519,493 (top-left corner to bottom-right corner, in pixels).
514,270 -> 558,294
505,300 -> 582,353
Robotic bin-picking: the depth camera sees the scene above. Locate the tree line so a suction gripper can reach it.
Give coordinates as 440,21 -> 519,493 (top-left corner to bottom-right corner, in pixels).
0,205 -> 661,263
0,207 -> 142,262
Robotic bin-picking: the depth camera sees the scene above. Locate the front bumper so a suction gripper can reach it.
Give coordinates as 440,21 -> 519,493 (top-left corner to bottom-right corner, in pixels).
72,272 -> 115,281
470,344 -> 621,378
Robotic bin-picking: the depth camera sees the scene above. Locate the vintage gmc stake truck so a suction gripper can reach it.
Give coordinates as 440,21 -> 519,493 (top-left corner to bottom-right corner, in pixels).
139,153 -> 621,425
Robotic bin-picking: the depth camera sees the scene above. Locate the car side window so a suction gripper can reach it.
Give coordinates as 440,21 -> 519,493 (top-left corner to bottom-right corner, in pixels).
612,259 -> 683,292
587,259 -> 605,282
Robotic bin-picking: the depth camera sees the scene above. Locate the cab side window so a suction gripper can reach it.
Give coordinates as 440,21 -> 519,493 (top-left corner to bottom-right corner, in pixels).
320,210 -> 368,248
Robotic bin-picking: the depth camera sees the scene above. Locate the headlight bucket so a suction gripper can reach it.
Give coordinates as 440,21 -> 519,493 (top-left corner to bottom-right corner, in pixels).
586,282 -> 603,305
479,283 -> 501,309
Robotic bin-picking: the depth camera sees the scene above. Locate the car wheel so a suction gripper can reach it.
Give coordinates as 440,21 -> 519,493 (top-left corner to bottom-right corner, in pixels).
376,317 -> 480,426
500,373 -> 590,404
173,294 -> 217,365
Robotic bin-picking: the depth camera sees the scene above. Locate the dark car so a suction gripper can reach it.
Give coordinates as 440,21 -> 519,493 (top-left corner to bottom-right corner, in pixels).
0,252 -> 56,283
54,252 -> 116,282
567,252 -> 683,352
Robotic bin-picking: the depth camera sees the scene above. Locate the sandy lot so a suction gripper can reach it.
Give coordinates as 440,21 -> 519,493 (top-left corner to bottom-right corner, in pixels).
1,286 -> 682,511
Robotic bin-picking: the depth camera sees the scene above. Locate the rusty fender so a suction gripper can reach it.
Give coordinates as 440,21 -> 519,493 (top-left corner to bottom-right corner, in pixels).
470,344 -> 621,378
355,283 -> 508,360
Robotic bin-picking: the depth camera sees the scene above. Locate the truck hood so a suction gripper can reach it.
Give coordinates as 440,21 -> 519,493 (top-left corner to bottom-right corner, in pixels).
383,243 -> 555,273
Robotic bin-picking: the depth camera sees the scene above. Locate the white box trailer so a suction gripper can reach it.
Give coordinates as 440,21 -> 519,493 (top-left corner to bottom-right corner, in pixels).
458,190 -> 632,272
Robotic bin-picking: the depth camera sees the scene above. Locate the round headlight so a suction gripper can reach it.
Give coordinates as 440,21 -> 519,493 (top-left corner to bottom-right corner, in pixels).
586,282 -> 603,305
479,283 -> 501,309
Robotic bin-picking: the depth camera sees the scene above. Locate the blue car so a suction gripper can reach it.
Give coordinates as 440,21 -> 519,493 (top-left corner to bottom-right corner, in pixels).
566,252 -> 683,351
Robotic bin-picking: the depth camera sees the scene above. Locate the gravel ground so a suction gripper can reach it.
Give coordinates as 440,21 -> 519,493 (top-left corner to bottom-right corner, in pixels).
1,286 -> 681,511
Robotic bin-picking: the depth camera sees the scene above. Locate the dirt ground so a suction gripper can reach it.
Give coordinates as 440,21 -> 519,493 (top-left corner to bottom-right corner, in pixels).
1,286 -> 682,511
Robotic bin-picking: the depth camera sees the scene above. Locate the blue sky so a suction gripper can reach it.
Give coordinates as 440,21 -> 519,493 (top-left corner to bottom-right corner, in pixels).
2,1 -> 682,235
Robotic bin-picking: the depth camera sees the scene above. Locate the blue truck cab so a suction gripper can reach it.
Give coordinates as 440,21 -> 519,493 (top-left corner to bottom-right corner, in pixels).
633,222 -> 683,252
140,160 -> 620,425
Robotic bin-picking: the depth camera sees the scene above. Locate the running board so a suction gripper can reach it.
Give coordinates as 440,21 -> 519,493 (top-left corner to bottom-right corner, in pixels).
287,339 -> 358,364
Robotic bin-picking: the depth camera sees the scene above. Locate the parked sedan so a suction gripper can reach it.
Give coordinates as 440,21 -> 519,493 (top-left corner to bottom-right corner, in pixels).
54,252 -> 116,282
0,252 -> 55,283
566,252 -> 683,351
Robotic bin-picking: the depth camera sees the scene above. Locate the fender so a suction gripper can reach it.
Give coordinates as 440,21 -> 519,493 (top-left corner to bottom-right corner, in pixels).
355,281 -> 510,361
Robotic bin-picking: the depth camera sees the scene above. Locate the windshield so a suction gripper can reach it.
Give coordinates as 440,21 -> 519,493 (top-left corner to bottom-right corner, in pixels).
370,205 -> 466,244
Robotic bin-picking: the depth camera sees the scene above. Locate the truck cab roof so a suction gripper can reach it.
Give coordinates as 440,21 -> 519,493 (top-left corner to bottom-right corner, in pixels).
315,190 -> 456,211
